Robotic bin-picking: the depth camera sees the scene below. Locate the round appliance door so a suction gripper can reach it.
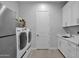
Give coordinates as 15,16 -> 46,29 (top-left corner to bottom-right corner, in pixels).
28,31 -> 31,43
19,32 -> 27,50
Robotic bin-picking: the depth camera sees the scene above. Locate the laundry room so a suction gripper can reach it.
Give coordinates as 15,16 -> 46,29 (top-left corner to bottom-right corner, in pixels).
0,0 -> 79,58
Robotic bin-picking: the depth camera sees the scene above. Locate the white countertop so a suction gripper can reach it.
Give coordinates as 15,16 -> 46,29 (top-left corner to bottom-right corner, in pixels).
57,34 -> 79,46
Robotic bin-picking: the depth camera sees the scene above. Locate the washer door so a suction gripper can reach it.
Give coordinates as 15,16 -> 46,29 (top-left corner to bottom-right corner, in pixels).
28,31 -> 31,43
19,32 -> 27,50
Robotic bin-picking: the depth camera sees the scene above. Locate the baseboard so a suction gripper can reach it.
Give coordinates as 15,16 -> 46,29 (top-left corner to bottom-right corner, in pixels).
32,48 -> 58,50
31,48 -> 37,50
49,48 -> 58,50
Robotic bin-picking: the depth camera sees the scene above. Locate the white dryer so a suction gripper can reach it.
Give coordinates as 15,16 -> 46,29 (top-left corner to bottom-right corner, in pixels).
23,28 -> 32,58
27,28 -> 32,47
16,27 -> 28,58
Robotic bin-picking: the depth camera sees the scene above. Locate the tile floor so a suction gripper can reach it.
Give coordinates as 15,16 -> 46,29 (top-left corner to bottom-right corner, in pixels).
30,49 -> 64,58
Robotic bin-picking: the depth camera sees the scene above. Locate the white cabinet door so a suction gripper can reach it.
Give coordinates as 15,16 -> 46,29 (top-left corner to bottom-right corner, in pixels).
76,46 -> 79,58
58,38 -> 70,57
72,2 -> 79,26
58,38 -> 65,53
63,40 -> 69,58
62,4 -> 67,27
61,39 -> 71,58
66,2 -> 72,26
60,39 -> 67,56
62,2 -> 72,27
67,42 -> 76,58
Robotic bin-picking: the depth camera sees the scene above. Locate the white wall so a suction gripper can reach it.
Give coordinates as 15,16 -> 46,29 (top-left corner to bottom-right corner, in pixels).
0,1 -> 19,17
19,3 -> 37,48
49,3 -> 65,49
19,2 -> 65,49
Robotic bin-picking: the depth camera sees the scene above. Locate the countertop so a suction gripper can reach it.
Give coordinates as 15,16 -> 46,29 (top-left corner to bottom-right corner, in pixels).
57,34 -> 79,46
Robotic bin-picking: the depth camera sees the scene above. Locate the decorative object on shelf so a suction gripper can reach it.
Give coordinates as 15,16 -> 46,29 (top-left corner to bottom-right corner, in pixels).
16,17 -> 26,27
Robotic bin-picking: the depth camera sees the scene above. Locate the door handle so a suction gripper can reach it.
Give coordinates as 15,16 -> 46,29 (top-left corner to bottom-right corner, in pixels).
37,34 -> 39,37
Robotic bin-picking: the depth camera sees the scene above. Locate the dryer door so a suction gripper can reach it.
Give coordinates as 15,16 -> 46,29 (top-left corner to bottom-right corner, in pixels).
19,32 -> 27,50
28,31 -> 31,43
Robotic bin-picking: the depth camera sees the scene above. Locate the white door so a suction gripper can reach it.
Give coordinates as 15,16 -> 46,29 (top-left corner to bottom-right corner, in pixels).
36,11 -> 50,49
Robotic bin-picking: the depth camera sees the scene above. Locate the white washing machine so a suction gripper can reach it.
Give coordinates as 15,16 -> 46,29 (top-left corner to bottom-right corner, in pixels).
27,28 -> 32,58
16,27 -> 28,58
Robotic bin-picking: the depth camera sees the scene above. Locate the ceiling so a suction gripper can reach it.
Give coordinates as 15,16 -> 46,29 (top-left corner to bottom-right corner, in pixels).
17,1 -> 67,4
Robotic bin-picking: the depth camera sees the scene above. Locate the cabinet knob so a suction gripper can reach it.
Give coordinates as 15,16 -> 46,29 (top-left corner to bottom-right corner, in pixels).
37,34 -> 39,37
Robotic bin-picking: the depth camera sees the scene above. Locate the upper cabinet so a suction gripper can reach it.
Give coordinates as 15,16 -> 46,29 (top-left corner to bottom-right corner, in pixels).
62,2 -> 72,27
72,2 -> 79,26
62,1 -> 79,27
